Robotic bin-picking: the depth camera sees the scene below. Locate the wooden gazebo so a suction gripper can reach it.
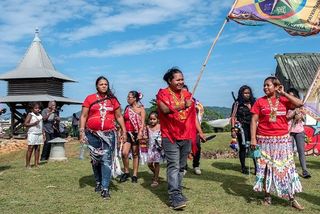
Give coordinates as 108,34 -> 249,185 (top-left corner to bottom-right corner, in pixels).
0,29 -> 81,135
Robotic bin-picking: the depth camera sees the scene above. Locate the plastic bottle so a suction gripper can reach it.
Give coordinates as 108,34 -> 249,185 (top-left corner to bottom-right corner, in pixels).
79,144 -> 87,160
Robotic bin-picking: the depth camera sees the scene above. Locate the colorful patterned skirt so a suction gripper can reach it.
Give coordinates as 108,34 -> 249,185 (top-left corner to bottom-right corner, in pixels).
253,134 -> 302,199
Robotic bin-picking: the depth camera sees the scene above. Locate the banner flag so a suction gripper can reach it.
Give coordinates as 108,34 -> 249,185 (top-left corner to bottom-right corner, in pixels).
228,0 -> 320,36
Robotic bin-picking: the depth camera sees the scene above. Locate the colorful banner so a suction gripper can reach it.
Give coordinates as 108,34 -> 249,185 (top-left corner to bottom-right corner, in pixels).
228,0 -> 320,36
303,67 -> 320,155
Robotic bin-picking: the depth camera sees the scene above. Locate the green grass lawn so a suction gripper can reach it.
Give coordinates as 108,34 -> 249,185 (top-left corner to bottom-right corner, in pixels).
0,133 -> 319,214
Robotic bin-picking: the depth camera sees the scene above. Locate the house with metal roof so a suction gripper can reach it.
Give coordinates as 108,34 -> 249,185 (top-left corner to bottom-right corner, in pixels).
275,53 -> 320,96
275,53 -> 320,115
275,53 -> 320,156
0,29 -> 81,135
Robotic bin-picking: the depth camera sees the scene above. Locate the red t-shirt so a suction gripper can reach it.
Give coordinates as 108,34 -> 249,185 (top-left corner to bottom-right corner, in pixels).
156,88 -> 196,142
82,93 -> 120,131
251,96 -> 291,136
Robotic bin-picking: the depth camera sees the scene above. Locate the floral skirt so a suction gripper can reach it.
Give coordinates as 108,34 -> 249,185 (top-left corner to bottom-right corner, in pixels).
253,134 -> 302,199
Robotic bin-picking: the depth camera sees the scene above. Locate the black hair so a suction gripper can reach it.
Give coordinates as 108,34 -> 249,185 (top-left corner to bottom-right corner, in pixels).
287,87 -> 300,99
237,85 -> 255,105
148,111 -> 158,120
95,76 -> 115,98
129,90 -> 141,102
28,102 -> 41,111
182,85 -> 189,91
264,76 -> 281,86
163,67 -> 183,85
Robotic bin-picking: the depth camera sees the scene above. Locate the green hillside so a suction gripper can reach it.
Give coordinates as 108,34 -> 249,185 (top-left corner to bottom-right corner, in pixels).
203,106 -> 231,120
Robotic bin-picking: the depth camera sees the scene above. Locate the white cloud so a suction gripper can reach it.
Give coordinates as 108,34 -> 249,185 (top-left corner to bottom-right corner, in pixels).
0,0 -> 106,43
67,31 -> 207,58
60,1 -> 200,41
179,0 -> 234,28
0,0 -> 232,65
0,42 -> 22,69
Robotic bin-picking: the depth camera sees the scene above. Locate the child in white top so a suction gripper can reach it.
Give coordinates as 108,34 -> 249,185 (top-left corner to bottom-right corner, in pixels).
24,102 -> 45,168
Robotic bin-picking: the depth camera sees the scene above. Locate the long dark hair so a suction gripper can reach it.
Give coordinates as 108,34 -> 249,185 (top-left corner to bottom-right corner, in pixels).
129,91 -> 141,102
95,76 -> 115,98
237,85 -> 255,105
287,87 -> 300,99
163,67 -> 183,85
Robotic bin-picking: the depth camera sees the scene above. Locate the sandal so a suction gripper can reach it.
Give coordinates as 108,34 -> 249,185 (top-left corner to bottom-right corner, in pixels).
290,199 -> 304,210
150,178 -> 159,187
263,196 -> 272,205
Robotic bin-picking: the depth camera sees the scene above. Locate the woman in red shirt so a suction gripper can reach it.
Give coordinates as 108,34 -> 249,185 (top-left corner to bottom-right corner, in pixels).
251,76 -> 304,210
119,91 -> 146,183
79,76 -> 127,200
156,67 -> 196,210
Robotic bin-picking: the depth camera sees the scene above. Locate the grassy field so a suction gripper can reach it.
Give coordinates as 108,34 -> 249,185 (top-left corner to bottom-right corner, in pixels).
0,133 -> 319,214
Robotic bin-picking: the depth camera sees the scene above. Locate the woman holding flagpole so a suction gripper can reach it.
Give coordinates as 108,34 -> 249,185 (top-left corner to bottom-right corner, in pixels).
250,76 -> 304,210
156,67 -> 197,210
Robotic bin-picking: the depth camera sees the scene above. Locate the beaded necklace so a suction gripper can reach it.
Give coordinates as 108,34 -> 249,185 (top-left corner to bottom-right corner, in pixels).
168,87 -> 187,120
267,96 -> 279,123
96,93 -> 108,130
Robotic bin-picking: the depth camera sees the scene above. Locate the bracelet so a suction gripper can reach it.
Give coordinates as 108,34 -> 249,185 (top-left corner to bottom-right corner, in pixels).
79,128 -> 85,133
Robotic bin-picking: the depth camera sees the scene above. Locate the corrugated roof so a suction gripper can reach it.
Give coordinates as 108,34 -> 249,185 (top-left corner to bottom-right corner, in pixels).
275,53 -> 320,90
0,95 -> 81,104
0,30 -> 75,82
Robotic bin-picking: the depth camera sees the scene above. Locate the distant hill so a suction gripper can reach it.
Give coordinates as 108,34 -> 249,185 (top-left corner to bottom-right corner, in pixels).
203,106 -> 231,121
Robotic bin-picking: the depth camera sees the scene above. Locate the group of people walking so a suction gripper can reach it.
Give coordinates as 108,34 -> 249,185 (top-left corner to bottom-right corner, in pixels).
79,68 -> 205,209
23,66 -> 311,211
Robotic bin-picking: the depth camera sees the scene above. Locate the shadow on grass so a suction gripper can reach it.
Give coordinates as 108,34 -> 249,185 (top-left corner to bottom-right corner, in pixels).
186,168 -> 260,204
138,162 -> 260,205
210,161 -> 320,207
139,171 -> 169,206
192,168 -> 293,206
79,174 -> 119,191
306,160 -> 320,170
211,161 -> 242,172
299,192 -> 320,207
211,160 -> 256,174
0,165 -> 11,172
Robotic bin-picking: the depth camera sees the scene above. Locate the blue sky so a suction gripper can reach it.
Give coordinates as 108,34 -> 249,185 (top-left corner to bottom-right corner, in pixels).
0,0 -> 319,117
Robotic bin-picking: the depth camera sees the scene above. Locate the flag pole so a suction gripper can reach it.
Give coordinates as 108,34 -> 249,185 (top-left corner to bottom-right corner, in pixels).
192,0 -> 238,95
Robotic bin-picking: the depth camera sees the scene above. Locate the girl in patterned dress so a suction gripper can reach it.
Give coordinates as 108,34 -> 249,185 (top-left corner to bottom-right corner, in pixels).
250,77 -> 304,210
24,102 -> 45,168
147,111 -> 162,187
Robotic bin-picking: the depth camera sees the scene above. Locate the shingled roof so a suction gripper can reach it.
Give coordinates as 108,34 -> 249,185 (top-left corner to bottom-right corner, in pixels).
275,53 -> 320,91
0,94 -> 81,104
0,29 -> 75,82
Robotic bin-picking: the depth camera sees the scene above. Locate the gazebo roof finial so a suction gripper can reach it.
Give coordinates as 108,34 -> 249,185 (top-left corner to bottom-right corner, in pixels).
33,28 -> 41,42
